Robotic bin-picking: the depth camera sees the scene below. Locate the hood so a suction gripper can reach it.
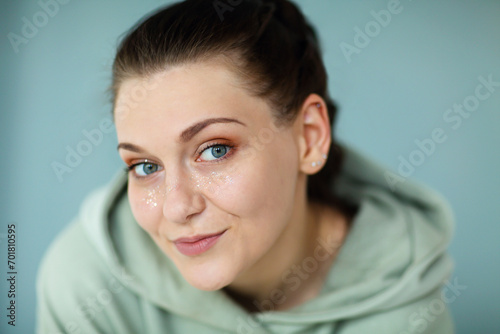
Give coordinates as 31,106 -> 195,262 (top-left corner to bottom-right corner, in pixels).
79,144 -> 454,333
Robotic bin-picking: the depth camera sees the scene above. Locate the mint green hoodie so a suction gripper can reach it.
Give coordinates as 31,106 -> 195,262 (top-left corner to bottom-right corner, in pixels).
36,145 -> 456,333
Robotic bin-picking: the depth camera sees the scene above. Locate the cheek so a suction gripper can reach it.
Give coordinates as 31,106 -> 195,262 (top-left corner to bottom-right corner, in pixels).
201,143 -> 299,275
208,145 -> 298,235
128,182 -> 165,233
238,142 -> 298,215
188,170 -> 235,197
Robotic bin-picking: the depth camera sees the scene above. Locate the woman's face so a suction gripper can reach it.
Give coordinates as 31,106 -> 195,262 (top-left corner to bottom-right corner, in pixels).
115,60 -> 305,291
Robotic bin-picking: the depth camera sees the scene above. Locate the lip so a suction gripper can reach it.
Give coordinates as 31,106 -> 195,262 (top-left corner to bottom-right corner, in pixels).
173,230 -> 227,256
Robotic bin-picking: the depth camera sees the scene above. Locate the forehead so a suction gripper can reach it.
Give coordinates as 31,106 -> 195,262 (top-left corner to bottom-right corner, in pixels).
114,61 -> 272,140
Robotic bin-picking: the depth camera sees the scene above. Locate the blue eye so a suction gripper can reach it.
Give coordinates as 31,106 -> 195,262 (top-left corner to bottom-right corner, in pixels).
199,144 -> 231,161
129,162 -> 160,177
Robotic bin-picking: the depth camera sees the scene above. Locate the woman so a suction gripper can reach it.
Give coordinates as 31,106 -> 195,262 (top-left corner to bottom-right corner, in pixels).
37,0 -> 455,333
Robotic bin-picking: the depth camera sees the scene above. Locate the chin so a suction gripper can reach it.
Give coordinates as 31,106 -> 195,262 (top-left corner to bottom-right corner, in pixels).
191,280 -> 227,291
182,264 -> 235,291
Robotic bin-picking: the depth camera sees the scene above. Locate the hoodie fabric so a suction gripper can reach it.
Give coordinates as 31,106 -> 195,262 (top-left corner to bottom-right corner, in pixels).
36,145 -> 456,334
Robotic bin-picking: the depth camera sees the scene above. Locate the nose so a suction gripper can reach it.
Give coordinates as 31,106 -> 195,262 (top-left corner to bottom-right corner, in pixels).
162,173 -> 206,224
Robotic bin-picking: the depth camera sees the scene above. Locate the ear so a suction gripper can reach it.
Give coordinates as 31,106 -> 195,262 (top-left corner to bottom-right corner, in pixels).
295,93 -> 332,175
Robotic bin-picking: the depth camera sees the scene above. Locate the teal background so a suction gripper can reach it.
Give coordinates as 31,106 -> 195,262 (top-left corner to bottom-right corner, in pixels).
0,0 -> 499,333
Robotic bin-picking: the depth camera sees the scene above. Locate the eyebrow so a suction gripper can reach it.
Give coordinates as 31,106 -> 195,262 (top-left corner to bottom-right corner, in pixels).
117,117 -> 246,152
178,117 -> 246,143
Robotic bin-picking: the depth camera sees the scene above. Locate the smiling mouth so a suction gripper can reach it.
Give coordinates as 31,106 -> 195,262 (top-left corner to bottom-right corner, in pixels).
173,230 -> 227,256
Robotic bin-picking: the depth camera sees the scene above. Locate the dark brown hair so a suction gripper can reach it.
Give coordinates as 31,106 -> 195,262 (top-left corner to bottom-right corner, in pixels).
112,0 -> 345,208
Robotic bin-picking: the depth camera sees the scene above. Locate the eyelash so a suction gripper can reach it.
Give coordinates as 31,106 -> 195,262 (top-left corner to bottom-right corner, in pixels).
124,160 -> 158,177
196,141 -> 235,163
125,141 -> 235,178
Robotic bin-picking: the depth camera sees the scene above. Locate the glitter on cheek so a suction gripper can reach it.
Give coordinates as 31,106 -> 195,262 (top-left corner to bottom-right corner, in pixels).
141,178 -> 180,209
142,185 -> 161,208
141,185 -> 161,208
210,171 -> 234,186
140,172 -> 236,209
188,171 -> 235,196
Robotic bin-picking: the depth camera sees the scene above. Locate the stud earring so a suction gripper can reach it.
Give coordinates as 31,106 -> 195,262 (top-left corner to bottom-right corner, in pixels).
312,160 -> 323,167
312,153 -> 328,167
